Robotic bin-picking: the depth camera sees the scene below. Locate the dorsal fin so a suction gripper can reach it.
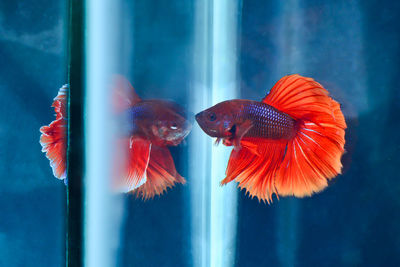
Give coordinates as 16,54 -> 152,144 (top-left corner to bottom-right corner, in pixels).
112,75 -> 141,112
262,74 -> 331,121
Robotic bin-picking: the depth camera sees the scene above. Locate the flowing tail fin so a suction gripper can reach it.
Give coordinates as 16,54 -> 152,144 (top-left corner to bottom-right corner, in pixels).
223,75 -> 346,202
39,85 -> 68,180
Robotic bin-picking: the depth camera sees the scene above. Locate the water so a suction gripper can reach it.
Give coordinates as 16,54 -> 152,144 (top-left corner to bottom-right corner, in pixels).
1,0 -> 400,266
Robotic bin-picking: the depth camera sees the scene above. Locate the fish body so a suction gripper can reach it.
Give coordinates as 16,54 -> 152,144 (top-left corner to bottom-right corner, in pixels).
196,99 -> 296,143
40,76 -> 191,199
196,74 -> 346,202
124,100 -> 192,146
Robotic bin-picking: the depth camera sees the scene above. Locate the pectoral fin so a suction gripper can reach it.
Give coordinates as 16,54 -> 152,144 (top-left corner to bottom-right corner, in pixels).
233,120 -> 253,150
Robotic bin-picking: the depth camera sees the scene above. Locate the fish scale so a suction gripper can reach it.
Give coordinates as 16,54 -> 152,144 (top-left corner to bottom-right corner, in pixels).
242,102 -> 295,140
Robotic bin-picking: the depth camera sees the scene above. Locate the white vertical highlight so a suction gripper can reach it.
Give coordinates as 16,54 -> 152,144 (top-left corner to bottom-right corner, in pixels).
190,1 -> 212,266
210,1 -> 240,267
85,1 -> 125,267
190,1 -> 240,267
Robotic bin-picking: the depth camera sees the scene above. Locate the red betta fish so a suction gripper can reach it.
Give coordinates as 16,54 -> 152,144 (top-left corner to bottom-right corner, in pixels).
195,74 -> 346,203
40,76 -> 192,199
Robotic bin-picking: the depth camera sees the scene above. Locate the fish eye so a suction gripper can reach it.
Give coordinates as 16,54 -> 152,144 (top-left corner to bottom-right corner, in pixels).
208,112 -> 216,122
170,123 -> 178,130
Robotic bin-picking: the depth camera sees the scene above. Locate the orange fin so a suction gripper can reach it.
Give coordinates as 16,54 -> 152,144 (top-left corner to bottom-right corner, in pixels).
133,145 -> 186,200
274,107 -> 346,197
117,137 -> 151,192
39,85 -> 68,180
223,75 -> 346,202
112,75 -> 141,112
223,138 -> 286,203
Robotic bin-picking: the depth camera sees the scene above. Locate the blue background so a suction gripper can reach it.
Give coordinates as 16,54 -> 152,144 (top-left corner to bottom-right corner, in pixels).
0,0 -> 399,266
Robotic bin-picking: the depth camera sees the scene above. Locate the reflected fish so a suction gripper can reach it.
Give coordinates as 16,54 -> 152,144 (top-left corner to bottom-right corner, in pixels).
196,74 -> 346,203
40,76 -> 192,199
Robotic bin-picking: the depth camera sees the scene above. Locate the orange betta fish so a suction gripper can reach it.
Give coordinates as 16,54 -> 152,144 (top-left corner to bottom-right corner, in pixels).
40,76 -> 192,199
195,74 -> 346,203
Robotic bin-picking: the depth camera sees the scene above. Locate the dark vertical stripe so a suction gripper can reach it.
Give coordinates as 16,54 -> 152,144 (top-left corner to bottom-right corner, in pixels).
66,0 -> 85,266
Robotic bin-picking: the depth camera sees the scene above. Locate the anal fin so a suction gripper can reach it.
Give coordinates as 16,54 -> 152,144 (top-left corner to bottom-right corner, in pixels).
222,137 -> 287,203
116,137 -> 151,192
133,145 -> 186,200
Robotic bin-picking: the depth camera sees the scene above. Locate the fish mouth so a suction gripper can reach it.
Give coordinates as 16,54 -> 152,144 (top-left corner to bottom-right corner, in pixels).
195,112 -> 220,138
194,112 -> 209,133
194,112 -> 205,129
169,122 -> 192,146
195,112 -> 202,124
181,122 -> 192,139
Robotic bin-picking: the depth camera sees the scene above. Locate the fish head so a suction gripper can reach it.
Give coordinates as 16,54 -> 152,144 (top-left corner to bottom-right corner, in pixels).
147,100 -> 193,146
195,101 -> 237,138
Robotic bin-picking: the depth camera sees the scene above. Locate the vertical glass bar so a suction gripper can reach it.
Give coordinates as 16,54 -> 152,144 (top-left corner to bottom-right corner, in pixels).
190,1 -> 212,266
85,1 -> 125,267
66,0 -> 85,266
210,1 -> 240,267
190,1 -> 241,267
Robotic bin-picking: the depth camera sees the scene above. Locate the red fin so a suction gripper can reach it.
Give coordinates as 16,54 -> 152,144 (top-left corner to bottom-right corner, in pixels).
240,138 -> 261,156
224,75 -> 346,202
275,105 -> 346,197
223,138 -> 286,203
133,145 -> 186,200
112,75 -> 141,112
116,138 -> 151,192
39,85 -> 68,180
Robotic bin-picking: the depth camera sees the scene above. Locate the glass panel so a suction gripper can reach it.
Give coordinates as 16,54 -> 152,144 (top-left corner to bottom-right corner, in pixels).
84,1 -> 196,266
0,1 -> 66,266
